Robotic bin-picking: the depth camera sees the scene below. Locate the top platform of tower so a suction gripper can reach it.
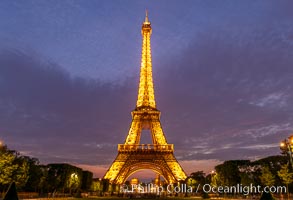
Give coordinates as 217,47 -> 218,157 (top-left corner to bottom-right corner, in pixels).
142,10 -> 151,30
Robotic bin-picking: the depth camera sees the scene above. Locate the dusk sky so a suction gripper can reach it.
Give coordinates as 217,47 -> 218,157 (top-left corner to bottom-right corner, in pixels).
1,1 -> 293,179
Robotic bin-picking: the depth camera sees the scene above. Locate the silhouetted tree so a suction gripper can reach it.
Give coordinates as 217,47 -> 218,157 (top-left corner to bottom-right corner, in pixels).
3,182 -> 18,200
260,166 -> 275,187
81,171 -> 93,191
215,160 -> 250,186
22,157 -> 43,192
278,163 -> 293,200
46,164 -> 83,194
0,145 -> 29,191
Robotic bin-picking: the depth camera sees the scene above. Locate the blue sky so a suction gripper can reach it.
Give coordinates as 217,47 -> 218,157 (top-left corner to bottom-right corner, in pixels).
0,0 -> 293,178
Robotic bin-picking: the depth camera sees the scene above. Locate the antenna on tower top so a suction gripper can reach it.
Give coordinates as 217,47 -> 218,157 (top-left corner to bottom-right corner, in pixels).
145,9 -> 149,23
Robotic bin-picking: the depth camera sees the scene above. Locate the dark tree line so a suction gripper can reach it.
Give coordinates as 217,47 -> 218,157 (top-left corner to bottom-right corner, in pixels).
188,155 -> 292,199
0,145 -> 93,195
3,143 -> 293,198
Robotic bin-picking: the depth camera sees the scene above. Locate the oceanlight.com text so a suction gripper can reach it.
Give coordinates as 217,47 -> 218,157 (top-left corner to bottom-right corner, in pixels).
202,184 -> 286,195
120,183 -> 287,195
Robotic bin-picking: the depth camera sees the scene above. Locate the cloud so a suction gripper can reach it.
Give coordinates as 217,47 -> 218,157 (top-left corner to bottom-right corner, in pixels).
0,50 -> 136,165
236,123 -> 293,139
249,93 -> 289,108
154,19 -> 293,164
239,143 -> 279,150
2,35 -> 293,176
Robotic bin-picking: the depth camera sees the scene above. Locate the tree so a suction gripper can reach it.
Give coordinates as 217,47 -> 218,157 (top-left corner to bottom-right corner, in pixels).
253,155 -> 287,186
278,163 -> 293,200
0,151 -> 18,186
91,179 -> 102,193
259,191 -> 275,200
259,166 -> 276,200
240,172 -> 254,186
101,179 -> 109,193
211,173 -> 221,187
68,173 -> 80,193
46,163 -> 83,194
190,171 -> 205,185
23,157 -> 43,192
81,171 -> 93,191
3,182 -> 18,200
260,166 -> 275,187
215,160 -> 250,186
37,165 -> 49,195
0,146 -> 29,191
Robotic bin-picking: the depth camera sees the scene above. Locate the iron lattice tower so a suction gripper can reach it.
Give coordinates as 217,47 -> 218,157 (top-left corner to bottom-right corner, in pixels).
103,12 -> 187,184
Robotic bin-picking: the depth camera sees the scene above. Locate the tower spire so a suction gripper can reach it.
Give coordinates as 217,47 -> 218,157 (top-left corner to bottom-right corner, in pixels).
145,9 -> 149,23
137,11 -> 155,109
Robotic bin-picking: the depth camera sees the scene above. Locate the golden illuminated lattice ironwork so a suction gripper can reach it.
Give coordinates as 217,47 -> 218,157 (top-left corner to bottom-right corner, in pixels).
136,11 -> 156,109
103,11 -> 187,184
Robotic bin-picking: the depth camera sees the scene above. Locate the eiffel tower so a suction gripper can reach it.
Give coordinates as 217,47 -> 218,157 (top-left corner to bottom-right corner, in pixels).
103,12 -> 187,184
